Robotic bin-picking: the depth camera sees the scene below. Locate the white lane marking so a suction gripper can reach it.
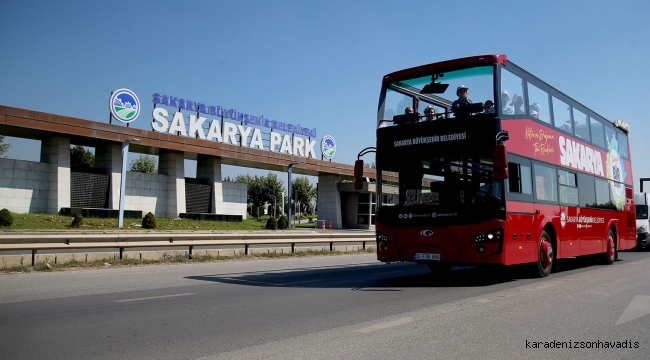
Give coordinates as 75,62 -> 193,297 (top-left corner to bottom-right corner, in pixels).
615,295 -> 650,326
115,293 -> 196,303
355,317 -> 415,333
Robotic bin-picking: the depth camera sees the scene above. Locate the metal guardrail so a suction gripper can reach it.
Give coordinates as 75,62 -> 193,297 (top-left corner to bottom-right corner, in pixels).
0,232 -> 377,265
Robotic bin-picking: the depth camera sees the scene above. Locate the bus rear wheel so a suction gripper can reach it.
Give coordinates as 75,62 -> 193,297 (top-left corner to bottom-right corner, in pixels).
602,229 -> 616,265
536,230 -> 553,277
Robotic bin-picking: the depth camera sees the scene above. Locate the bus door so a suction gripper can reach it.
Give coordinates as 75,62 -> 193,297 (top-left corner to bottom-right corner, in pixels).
505,157 -> 536,264
558,170 -> 581,257
559,205 -> 581,257
533,163 -> 582,258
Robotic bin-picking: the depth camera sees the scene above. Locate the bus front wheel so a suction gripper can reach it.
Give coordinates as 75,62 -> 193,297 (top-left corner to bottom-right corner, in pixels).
536,230 -> 553,277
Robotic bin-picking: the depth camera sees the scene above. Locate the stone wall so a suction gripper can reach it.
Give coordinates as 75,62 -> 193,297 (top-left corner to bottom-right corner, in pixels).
217,181 -> 248,218
0,159 -> 51,213
124,171 -> 169,217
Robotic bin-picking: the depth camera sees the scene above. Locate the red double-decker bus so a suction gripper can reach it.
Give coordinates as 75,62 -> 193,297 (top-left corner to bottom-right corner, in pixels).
360,54 -> 635,277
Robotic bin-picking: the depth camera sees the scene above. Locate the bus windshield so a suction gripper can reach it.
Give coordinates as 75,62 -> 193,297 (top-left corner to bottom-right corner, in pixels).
379,156 -> 505,225
378,65 -> 495,127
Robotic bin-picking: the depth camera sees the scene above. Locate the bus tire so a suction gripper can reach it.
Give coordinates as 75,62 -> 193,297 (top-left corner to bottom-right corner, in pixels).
536,230 -> 553,277
602,229 -> 616,265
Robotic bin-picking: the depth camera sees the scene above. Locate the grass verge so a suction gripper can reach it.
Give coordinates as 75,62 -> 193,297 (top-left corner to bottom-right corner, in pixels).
0,213 -> 316,231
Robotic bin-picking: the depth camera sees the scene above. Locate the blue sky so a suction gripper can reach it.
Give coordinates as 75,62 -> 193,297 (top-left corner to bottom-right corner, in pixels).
1,0 -> 649,190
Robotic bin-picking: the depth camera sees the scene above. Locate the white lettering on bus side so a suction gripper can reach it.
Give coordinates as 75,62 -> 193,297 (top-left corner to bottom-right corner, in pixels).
559,136 -> 604,176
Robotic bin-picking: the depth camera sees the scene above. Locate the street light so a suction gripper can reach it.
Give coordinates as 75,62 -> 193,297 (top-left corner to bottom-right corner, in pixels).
288,164 -> 293,228
272,195 -> 276,218
118,138 -> 139,228
287,161 -> 306,228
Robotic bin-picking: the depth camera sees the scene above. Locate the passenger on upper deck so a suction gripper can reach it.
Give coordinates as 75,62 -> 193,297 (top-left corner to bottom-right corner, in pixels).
530,103 -> 541,119
483,100 -> 495,114
423,105 -> 439,121
451,85 -> 474,117
405,106 -> 414,114
561,119 -> 578,134
501,90 -> 514,115
512,95 -> 525,115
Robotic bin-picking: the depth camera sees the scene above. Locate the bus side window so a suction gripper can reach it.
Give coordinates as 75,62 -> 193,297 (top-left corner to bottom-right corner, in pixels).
507,162 -> 533,195
558,170 -> 578,205
508,162 -> 521,193
577,172 -> 596,207
535,176 -> 547,200
533,163 -> 557,202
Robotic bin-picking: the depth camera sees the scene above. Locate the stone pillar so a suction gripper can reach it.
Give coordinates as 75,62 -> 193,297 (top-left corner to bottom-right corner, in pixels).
94,143 -> 122,209
40,137 -> 71,214
158,151 -> 185,218
317,174 -> 342,229
196,155 -> 222,214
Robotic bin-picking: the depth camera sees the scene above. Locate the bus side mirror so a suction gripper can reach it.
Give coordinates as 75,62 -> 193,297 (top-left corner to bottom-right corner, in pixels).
354,160 -> 364,190
493,144 -> 508,180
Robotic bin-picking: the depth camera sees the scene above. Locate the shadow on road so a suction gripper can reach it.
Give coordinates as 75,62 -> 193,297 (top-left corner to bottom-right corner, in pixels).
184,252 -> 633,290
185,263 -> 521,290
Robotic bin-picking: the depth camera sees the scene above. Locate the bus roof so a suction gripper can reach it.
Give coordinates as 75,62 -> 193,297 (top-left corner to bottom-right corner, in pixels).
382,54 -> 507,85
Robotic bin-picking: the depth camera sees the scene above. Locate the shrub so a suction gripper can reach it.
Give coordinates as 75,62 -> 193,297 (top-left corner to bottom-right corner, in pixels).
70,213 -> 84,228
265,216 -> 278,230
142,212 -> 156,229
277,215 -> 288,230
0,208 -> 13,227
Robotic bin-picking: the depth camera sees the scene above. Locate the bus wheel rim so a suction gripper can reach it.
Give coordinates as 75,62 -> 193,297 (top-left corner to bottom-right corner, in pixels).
607,234 -> 615,260
540,238 -> 552,269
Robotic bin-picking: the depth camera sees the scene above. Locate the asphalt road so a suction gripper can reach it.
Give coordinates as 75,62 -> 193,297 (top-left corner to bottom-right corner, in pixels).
1,250 -> 649,359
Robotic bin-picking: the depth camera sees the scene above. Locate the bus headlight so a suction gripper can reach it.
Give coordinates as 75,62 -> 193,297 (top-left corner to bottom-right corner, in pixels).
376,232 -> 390,243
472,228 -> 504,243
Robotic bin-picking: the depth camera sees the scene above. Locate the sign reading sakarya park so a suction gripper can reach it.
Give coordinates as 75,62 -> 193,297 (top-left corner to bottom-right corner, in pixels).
148,92 -> 335,159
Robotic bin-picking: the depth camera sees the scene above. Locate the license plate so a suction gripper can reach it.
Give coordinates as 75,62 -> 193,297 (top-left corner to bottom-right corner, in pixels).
413,253 -> 441,261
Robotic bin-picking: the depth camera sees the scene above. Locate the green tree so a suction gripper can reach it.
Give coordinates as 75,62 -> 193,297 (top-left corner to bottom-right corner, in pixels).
236,174 -> 265,219
129,155 -> 157,174
363,161 -> 376,169
223,176 -> 233,182
235,173 -> 284,219
292,176 -> 316,214
263,172 -> 284,216
0,135 -> 10,158
70,145 -> 94,170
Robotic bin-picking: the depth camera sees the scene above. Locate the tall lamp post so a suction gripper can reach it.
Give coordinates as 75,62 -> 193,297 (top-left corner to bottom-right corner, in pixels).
118,138 -> 139,228
287,162 -> 305,228
287,164 -> 293,228
272,196 -> 276,217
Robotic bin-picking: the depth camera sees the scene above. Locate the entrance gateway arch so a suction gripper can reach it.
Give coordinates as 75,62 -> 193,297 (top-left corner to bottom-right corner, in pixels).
0,106 -> 376,229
